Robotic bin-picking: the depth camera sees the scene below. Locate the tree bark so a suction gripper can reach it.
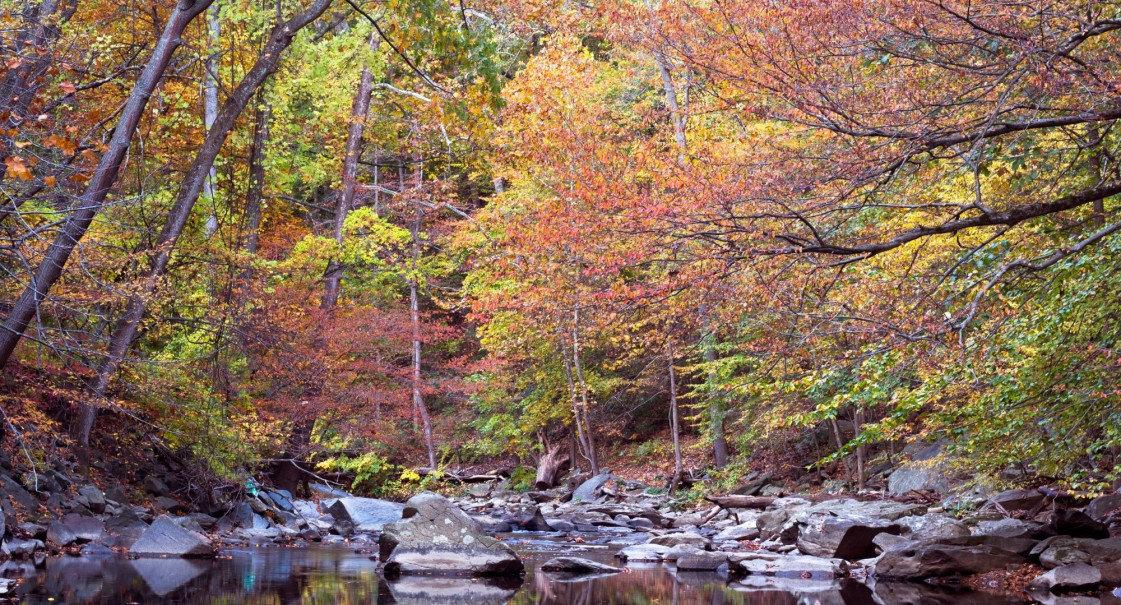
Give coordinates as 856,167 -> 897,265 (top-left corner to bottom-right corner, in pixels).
202,1 -> 221,210
668,339 -> 683,493
702,316 -> 728,467
69,0 -> 333,448
409,158 -> 437,470
558,327 -> 595,475
569,308 -> 598,475
243,94 -> 270,254
322,32 -> 377,309
0,0 -> 216,371
534,440 -> 570,489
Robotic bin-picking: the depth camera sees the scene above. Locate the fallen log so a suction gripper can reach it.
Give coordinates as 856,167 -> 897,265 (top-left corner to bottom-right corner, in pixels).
704,495 -> 776,510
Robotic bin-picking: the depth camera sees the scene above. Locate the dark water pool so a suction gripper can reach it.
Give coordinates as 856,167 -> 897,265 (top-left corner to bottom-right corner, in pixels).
0,538 -> 1031,604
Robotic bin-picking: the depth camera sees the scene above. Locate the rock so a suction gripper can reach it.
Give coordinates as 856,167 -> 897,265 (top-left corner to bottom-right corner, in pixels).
872,532 -> 911,551
734,552 -> 848,579
662,544 -> 704,561
896,513 -> 970,540
61,513 -> 103,542
130,515 -> 215,558
874,540 -> 1024,579
76,485 -> 106,514
518,506 -> 551,532
572,473 -> 614,502
1,475 -> 37,512
628,517 -> 654,529
248,496 -> 269,514
887,444 -> 951,496
468,483 -> 493,498
796,516 -> 899,560
310,482 -> 350,499
1086,493 -> 1121,521
715,520 -> 761,542
973,518 -> 1039,540
327,497 -> 405,532
470,515 -> 513,534
383,575 -> 522,605
615,543 -> 670,561
547,519 -> 575,532
104,515 -> 149,547
648,531 -> 708,548
1029,562 -> 1101,593
1050,509 -> 1109,539
143,476 -> 171,497
676,553 -> 728,571
131,558 -> 208,597
540,556 -> 622,574
990,488 -> 1045,512
3,538 -> 43,557
46,521 -> 77,547
267,489 -> 294,512
379,492 -> 523,576
104,485 -> 129,505
154,496 -> 185,513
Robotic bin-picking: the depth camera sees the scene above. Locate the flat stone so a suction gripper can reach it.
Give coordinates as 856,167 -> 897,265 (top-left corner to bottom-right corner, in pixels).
1029,562 -> 1101,593
796,516 -> 899,560
615,543 -> 670,561
46,521 -> 77,547
540,556 -> 622,574
1,475 -> 38,512
130,515 -> 214,558
973,518 -> 1039,540
676,553 -> 729,571
875,540 -> 1023,579
1085,493 -> 1121,521
991,488 -> 1045,512
380,492 -> 523,576
104,515 -> 149,547
896,513 -> 970,540
714,520 -> 761,542
648,531 -> 707,548
734,552 -> 847,579
327,497 -> 405,532
572,473 -> 614,502
61,513 -> 103,542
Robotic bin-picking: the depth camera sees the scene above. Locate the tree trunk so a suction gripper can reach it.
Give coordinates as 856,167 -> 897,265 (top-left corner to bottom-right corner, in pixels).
243,94 -> 270,254
322,33 -> 378,309
202,1 -> 221,208
570,308 -> 598,475
535,440 -> 569,489
644,0 -> 687,167
558,328 -> 595,475
668,339 -> 683,493
69,0 -> 333,448
410,160 -> 437,470
702,316 -> 728,467
854,409 -> 865,491
0,0 -> 216,371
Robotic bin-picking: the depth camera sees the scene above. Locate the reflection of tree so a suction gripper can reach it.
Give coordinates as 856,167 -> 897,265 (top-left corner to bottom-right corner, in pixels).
509,564 -> 757,605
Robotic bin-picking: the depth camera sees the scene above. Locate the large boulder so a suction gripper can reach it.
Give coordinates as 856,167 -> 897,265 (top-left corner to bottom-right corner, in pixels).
540,557 -> 621,574
973,518 -> 1040,540
874,540 -> 1023,579
648,531 -> 708,548
130,515 -> 215,558
327,497 -> 405,532
615,543 -> 670,561
379,492 -> 523,576
796,516 -> 899,560
77,485 -> 106,514
61,513 -> 103,543
1086,493 -> 1121,521
1029,562 -> 1101,593
896,513 -> 970,540
733,552 -> 848,579
888,444 -> 951,496
572,473 -> 614,502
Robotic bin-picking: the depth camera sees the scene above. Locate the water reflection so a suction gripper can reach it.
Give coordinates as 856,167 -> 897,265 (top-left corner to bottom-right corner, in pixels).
0,545 -> 1032,604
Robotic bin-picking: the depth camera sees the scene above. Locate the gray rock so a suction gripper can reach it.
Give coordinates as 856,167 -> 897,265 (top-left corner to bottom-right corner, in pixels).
131,558 -> 208,596
61,513 -> 103,542
310,482 -> 350,499
518,506 -> 551,531
76,485 -> 106,514
874,540 -> 1023,579
327,497 -> 405,532
154,496 -> 184,513
973,518 -> 1039,540
547,519 -> 575,532
715,520 -> 761,542
887,444 -> 951,495
3,538 -> 43,557
734,552 -> 848,579
380,492 -> 523,576
662,544 -> 704,561
1086,493 -> 1121,521
104,485 -> 129,505
572,473 -> 614,502
130,515 -> 215,558
896,513 -> 970,540
1029,562 -> 1101,593
46,521 -> 77,547
267,489 -> 294,512
104,515 -> 148,547
1,475 -> 37,512
648,531 -> 708,548
540,556 -> 621,574
628,517 -> 655,529
615,543 -> 670,561
796,516 -> 899,560
143,476 -> 171,497
990,488 -> 1045,512
384,575 -> 521,605
676,553 -> 728,571
470,515 -> 513,534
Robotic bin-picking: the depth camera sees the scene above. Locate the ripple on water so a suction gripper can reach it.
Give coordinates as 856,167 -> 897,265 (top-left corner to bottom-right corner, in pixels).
0,543 -> 1034,604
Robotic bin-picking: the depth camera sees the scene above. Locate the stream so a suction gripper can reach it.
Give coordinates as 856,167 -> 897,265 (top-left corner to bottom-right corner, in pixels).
0,535 -> 1034,604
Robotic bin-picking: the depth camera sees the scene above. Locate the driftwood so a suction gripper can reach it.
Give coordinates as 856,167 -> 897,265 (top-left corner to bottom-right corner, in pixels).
535,441 -> 570,489
704,495 -> 776,510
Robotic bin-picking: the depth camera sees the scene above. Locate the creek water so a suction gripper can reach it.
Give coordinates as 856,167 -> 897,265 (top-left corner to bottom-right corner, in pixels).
0,535 -> 1031,604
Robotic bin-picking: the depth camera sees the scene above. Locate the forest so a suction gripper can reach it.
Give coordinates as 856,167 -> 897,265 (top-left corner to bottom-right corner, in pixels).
1,0 -> 1119,505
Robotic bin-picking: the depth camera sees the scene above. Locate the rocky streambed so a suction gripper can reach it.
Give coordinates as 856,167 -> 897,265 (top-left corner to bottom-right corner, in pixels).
5,469 -> 1121,602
